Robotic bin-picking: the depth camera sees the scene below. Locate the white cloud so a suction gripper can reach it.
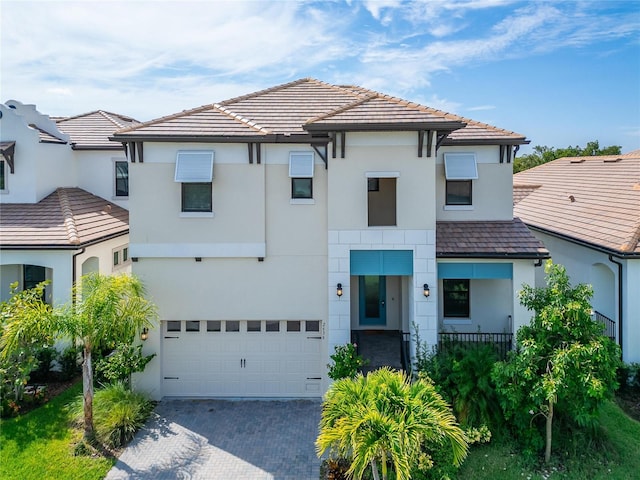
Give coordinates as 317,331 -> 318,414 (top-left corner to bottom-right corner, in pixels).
1,0 -> 638,125
467,105 -> 496,111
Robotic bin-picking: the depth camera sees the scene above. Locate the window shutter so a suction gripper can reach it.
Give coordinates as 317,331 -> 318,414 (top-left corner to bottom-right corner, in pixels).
289,152 -> 314,178
175,151 -> 214,182
444,153 -> 478,180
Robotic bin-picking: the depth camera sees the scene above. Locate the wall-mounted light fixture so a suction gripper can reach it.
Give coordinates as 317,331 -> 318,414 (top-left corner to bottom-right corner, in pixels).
423,284 -> 430,298
337,283 -> 343,297
140,328 -> 149,341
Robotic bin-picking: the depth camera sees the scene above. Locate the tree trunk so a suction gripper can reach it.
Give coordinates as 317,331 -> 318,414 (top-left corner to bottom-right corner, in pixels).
82,347 -> 94,441
370,458 -> 381,480
545,399 -> 554,463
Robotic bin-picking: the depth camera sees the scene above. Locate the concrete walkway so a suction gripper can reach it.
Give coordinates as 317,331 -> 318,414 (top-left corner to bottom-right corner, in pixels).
105,399 -> 322,480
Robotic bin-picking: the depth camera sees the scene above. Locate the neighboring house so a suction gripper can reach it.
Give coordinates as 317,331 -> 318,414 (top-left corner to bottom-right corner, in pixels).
514,150 -> 640,363
0,101 -> 133,306
112,78 -> 549,400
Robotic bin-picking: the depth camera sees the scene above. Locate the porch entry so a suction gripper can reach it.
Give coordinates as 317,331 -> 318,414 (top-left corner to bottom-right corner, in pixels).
350,250 -> 413,329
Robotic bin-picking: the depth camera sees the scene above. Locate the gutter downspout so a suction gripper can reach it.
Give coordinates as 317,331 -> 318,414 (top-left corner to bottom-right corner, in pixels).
72,248 -> 86,304
608,254 -> 623,358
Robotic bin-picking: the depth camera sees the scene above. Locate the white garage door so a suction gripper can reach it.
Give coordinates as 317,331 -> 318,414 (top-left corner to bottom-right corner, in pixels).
161,320 -> 324,397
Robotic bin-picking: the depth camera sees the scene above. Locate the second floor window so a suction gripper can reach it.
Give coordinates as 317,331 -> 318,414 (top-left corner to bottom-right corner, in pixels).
446,180 -> 472,205
289,152 -> 314,201
0,159 -> 5,191
115,161 -> 128,197
368,177 -> 396,226
175,151 -> 214,213
182,183 -> 212,212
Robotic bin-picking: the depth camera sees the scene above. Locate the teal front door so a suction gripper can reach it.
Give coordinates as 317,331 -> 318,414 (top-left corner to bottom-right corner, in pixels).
359,276 -> 387,326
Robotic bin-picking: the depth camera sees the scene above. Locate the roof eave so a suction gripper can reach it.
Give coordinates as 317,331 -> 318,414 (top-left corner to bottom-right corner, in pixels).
110,134 -> 277,143
0,230 -> 129,251
442,138 -> 530,146
436,252 -> 550,259
525,224 -> 640,258
303,121 -> 465,132
72,145 -> 126,151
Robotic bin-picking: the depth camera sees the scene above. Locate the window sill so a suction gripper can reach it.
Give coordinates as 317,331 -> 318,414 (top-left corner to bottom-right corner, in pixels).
180,212 -> 215,218
112,195 -> 129,200
443,205 -> 474,211
290,198 -> 315,205
443,318 -> 472,325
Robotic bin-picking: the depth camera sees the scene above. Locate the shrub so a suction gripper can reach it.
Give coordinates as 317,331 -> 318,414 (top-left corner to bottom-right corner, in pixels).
415,332 -> 501,429
492,262 -> 621,463
30,345 -> 57,382
617,362 -> 640,391
71,381 -> 154,448
57,345 -> 82,381
95,343 -> 156,388
327,343 -> 368,380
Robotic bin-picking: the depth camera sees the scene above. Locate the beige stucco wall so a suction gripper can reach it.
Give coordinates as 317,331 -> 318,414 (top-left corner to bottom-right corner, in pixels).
328,132 -> 436,230
436,145 -> 514,221
75,150 -> 129,210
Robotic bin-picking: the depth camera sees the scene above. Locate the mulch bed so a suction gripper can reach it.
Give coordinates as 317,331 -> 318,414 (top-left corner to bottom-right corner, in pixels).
17,377 -> 80,416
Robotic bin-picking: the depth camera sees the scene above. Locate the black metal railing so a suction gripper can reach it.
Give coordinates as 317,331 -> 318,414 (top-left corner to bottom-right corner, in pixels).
438,332 -> 513,360
400,331 -> 411,375
594,311 -> 616,342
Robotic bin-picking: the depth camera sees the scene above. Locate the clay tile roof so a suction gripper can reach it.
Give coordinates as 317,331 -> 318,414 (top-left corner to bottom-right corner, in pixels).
113,78 -> 527,143
513,152 -> 640,255
57,111 -> 138,149
30,124 -> 67,144
436,218 -> 549,258
0,188 -> 128,248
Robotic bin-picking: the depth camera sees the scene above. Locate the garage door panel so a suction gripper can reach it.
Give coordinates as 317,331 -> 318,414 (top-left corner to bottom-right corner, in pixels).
162,320 -> 323,398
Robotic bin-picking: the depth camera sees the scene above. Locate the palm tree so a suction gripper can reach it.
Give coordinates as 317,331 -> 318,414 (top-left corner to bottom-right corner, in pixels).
1,273 -> 157,440
317,367 -> 468,480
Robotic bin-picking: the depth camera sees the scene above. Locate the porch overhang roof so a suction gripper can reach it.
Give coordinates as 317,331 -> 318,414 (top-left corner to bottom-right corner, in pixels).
436,219 -> 550,259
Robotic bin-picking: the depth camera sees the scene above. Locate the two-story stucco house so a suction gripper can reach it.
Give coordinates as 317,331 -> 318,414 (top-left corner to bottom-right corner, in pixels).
113,78 -> 548,399
514,151 -> 640,363
0,100 -> 134,305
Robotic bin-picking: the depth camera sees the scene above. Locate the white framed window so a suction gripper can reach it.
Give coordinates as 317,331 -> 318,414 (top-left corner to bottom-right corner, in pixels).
0,159 -> 7,192
112,245 -> 130,270
444,153 -> 478,180
289,152 -> 314,203
175,151 -> 214,213
114,159 -> 128,197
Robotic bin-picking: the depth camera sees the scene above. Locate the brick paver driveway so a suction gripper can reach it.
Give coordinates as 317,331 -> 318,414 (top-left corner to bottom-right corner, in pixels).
105,399 -> 322,480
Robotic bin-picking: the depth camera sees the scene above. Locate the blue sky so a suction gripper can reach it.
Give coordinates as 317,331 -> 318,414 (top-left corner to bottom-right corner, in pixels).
2,0 -> 639,154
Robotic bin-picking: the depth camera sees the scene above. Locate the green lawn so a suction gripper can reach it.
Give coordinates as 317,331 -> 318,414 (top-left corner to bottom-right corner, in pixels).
0,382 -> 115,480
458,401 -> 640,479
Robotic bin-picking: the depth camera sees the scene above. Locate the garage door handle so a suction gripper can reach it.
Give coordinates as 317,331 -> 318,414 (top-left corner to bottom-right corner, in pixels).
163,377 -> 179,380
307,336 -> 322,339
164,336 -> 179,339
307,377 -> 321,380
